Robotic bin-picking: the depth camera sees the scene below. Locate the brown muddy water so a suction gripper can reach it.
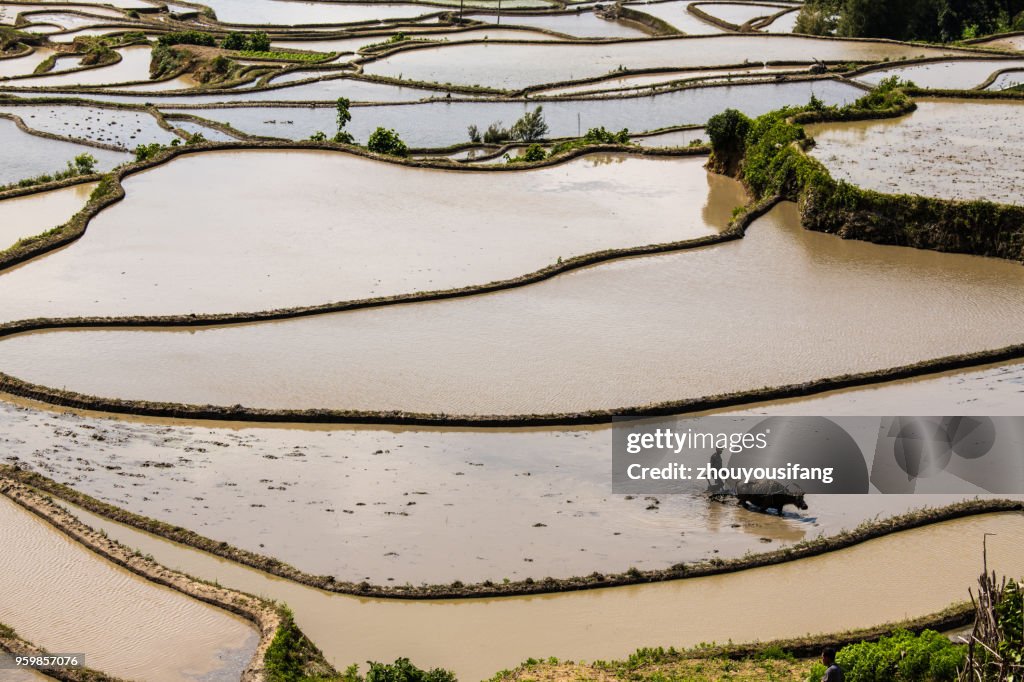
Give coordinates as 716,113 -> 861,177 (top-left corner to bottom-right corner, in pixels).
361,35 -> 968,89
0,150 -> 747,320
5,202 -> 1024,415
534,65 -> 797,96
54,502 -> 1024,681
3,45 -> 153,88
0,496 -> 258,682
0,48 -> 55,79
807,98 -> 1024,204
0,181 -> 95,250
13,390 -> 1020,583
854,58 -> 1024,90
690,2 -> 780,26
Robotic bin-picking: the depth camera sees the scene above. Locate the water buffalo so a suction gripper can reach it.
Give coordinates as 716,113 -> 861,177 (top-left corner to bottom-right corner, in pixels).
736,480 -> 808,514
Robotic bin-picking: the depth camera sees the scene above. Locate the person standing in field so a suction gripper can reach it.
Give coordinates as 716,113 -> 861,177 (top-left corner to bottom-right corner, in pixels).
821,647 -> 844,682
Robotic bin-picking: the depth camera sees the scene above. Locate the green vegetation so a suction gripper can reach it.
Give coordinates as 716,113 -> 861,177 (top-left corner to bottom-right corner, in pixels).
150,44 -> 188,79
806,630 -> 964,681
72,35 -> 117,66
221,31 -> 271,52
367,127 -> 409,156
334,97 -> 354,144
706,81 -> 1024,261
264,608 -> 337,682
134,143 -> 166,162
0,26 -> 43,53
0,154 -> 98,192
238,50 -> 329,62
509,106 -> 549,142
795,0 -> 1024,41
345,658 -> 456,682
157,30 -> 218,47
470,107 -> 550,144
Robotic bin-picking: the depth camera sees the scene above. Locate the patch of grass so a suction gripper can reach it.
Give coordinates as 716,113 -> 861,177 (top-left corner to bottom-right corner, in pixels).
238,50 -> 333,62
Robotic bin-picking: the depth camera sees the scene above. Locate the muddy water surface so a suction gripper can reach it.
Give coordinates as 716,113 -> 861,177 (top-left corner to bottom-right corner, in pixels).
4,390 -> 1021,583
624,1 -> 727,33
0,496 -> 258,682
0,181 -> 95,250
5,45 -> 153,88
361,35 -> 965,89
0,150 -> 747,320
855,58 -> 1024,90
0,103 -> 177,148
0,118 -> 128,185
468,11 -> 651,38
163,79 -> 861,145
0,48 -> 55,79
61,503 -> 1024,682
691,2 -> 779,26
807,99 -> 1024,203
5,203 -> 1024,414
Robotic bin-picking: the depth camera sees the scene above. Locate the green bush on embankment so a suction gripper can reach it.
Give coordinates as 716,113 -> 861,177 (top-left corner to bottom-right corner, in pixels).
706,79 -> 1024,262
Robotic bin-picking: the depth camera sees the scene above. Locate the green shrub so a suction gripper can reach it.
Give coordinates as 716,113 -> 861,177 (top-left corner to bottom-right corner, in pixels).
582,126 -> 630,144
361,658 -> 457,682
134,143 -> 165,162
482,122 -> 509,144
706,108 -> 752,161
157,30 -> 217,47
222,31 -> 270,51
510,106 -> 549,142
367,127 -> 408,157
836,630 -> 965,681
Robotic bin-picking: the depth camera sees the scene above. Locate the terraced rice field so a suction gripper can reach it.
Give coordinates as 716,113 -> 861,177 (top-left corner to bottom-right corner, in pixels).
1,2 -> 1023,680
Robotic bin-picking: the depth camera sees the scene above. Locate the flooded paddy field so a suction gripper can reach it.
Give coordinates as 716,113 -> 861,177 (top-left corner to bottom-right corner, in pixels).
2,44 -> 153,88
3,3 -> 1024,676
986,68 -> 1024,90
534,64 -> 798,96
271,27 -> 565,54
163,79 -> 861,145
0,150 -> 747,320
464,11 -> 652,38
0,495 -> 258,682
807,98 -> 1024,203
4,202 -> 1024,414
52,502 -> 1024,681
855,57 -> 1024,90
187,0 -> 444,24
760,7 -> 798,32
622,1 -> 727,34
0,103 -> 178,148
2,388 -> 1021,584
0,47 -> 56,79
55,76 -> 473,105
0,181 -> 95,250
690,1 -> 782,27
0,118 -> 128,184
361,35 -> 968,89
722,361 -> 1024,416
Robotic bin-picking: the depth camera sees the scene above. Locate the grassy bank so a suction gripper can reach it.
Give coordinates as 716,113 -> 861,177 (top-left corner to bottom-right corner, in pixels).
706,80 -> 1024,262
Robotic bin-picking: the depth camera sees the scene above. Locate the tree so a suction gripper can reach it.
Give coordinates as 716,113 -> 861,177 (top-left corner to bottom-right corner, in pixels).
467,124 -> 481,143
367,127 -> 408,157
72,153 -> 97,174
334,97 -> 354,144
510,106 -> 549,142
